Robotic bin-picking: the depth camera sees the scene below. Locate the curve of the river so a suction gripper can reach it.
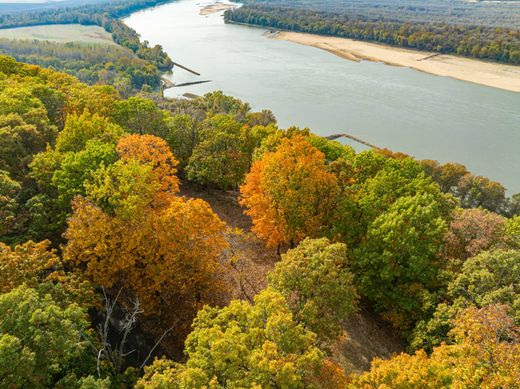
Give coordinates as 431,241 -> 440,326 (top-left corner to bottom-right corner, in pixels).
125,0 -> 520,194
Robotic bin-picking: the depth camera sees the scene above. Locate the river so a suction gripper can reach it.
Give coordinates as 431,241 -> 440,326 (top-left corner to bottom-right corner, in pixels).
124,0 -> 520,194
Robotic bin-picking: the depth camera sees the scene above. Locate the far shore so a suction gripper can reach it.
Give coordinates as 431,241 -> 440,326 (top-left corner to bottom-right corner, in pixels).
200,3 -> 236,16
273,31 -> 520,93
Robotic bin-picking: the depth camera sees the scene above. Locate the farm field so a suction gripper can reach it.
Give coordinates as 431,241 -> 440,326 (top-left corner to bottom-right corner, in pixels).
0,23 -> 115,43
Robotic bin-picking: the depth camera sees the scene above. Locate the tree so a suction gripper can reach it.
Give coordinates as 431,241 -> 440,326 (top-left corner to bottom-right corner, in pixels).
186,114 -> 250,190
504,216 -> 520,247
116,134 -> 180,199
51,139 -> 119,220
353,193 -> 448,332
351,305 -> 520,388
84,159 -> 161,219
55,110 -> 125,153
0,170 -> 20,238
0,285 -> 97,388
457,174 -> 506,212
0,240 -> 58,293
420,160 -> 468,194
63,196 -> 228,331
443,208 -> 508,262
240,135 -> 339,248
412,249 -> 520,351
136,289 -> 325,388
67,84 -> 119,119
268,238 -> 358,343
197,91 -> 251,122
113,97 -> 168,137
0,113 -> 55,179
164,114 -> 199,170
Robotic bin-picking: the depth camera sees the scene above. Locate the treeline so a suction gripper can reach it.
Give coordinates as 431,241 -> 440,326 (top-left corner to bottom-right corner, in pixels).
234,0 -> 520,29
0,56 -> 518,387
0,0 -> 174,72
0,39 -> 161,95
225,5 -> 520,64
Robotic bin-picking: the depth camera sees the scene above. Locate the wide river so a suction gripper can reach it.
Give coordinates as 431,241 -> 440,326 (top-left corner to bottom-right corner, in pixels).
125,0 -> 520,194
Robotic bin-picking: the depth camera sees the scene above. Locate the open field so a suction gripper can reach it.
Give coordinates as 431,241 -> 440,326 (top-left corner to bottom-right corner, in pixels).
0,23 -> 115,44
275,31 -> 520,92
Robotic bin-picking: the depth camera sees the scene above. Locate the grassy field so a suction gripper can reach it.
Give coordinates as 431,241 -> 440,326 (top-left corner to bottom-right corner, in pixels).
0,24 -> 115,44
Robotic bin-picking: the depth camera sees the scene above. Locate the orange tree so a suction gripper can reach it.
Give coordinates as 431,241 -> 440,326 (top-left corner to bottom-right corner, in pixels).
240,135 -> 339,249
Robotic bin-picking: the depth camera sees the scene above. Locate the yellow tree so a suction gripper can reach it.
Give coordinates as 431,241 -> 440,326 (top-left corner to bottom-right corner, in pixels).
350,304 -> 520,388
0,240 -> 58,293
0,240 -> 96,307
63,195 -> 228,332
240,135 -> 338,248
116,134 -> 180,200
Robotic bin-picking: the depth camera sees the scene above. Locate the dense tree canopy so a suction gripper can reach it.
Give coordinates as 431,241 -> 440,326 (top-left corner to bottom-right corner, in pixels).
0,55 -> 518,387
226,3 -> 520,64
411,249 -> 520,351
0,285 -> 98,388
352,305 -> 520,388
137,289 -> 327,388
268,238 -> 358,343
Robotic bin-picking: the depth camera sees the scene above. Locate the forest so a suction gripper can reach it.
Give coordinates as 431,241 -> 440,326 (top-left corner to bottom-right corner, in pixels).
0,54 -> 519,387
0,39 -> 162,95
0,0 -> 174,72
225,2 -> 520,64
233,0 -> 520,28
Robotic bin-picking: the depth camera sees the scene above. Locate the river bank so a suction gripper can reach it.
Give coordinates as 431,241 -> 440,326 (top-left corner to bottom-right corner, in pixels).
273,31 -> 520,93
200,2 -> 236,16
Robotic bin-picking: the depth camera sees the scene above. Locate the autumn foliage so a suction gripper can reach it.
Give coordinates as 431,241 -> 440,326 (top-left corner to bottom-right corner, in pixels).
240,135 -> 338,248
351,305 -> 520,388
116,134 -> 180,198
64,196 -> 228,322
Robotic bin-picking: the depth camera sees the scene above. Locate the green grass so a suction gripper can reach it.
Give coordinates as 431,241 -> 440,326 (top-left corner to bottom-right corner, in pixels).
0,24 -> 115,44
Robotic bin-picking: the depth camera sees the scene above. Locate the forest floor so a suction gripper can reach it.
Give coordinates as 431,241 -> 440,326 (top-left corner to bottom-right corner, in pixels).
274,31 -> 520,93
179,180 -> 406,374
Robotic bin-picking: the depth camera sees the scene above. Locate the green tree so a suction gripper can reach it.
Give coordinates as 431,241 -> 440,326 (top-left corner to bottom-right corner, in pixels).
0,285 -> 96,388
84,159 -> 160,219
113,97 -> 168,137
353,193 -> 449,332
186,114 -> 250,189
0,170 -> 20,238
197,91 -> 251,122
411,249 -> 520,351
165,114 -> 199,170
55,110 -> 125,153
136,289 -> 324,388
52,140 -> 119,212
0,111 -> 57,180
268,237 -> 358,343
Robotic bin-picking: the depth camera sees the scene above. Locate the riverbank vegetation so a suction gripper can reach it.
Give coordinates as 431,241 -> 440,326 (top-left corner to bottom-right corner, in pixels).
0,0 -> 174,72
0,38 -> 162,95
225,1 -> 520,64
0,56 -> 518,387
